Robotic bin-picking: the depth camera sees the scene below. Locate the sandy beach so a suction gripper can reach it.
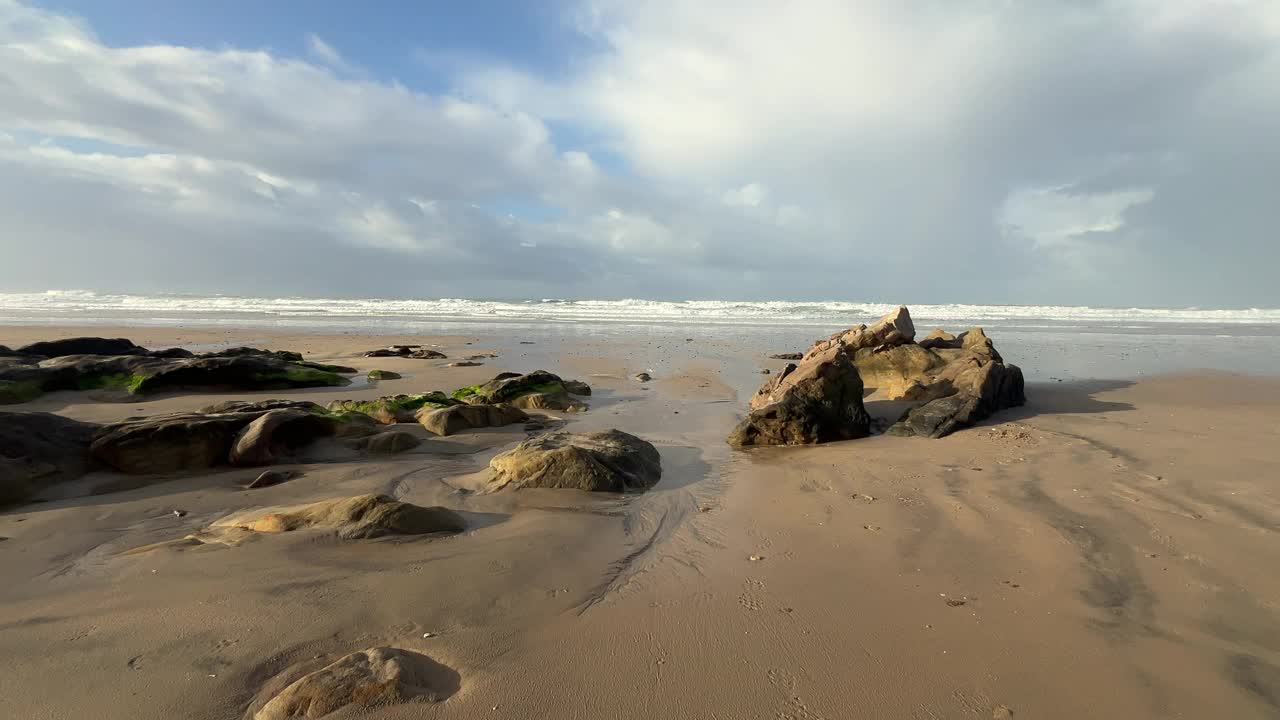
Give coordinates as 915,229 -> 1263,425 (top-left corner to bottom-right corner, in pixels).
2,324 -> 1279,719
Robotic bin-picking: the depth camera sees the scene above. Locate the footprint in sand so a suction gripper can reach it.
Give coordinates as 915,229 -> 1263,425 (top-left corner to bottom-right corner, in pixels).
738,592 -> 764,611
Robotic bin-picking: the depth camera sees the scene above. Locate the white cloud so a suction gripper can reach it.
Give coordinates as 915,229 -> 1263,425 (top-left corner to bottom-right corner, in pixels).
998,186 -> 1156,249
305,33 -> 345,68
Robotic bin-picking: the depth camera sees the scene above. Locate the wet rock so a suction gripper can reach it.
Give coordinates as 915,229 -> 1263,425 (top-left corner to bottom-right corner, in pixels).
366,369 -> 401,381
562,380 -> 592,396
448,361 -> 483,367
634,372 -> 652,382
417,404 -> 528,437
16,337 -> 148,358
453,370 -> 589,411
91,412 -> 257,474
248,647 -> 458,720
364,346 -> 446,359
0,412 -> 98,503
769,352 -> 803,360
487,430 -> 662,492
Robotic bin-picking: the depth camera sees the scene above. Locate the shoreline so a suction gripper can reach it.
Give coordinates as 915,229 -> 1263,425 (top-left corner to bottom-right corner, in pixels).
2,325 -> 1279,718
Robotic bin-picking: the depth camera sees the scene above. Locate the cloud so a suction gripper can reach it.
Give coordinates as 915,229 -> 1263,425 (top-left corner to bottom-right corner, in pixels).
1,0 -> 1278,305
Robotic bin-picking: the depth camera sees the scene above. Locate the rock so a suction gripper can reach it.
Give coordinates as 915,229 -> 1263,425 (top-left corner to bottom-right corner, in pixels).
91,412 -> 256,474
327,393 -> 457,424
918,328 -> 960,350
361,431 -> 421,454
804,305 -> 916,360
851,344 -> 948,398
448,361 -> 483,367
249,647 -> 458,720
769,353 -> 803,360
761,368 -> 771,374
729,344 -> 870,447
519,341 -> 535,344
230,409 -> 337,467
15,337 -> 147,358
417,404 -> 528,436
508,390 -> 587,413
465,353 -> 498,360
960,327 -> 1003,362
454,370 -> 587,407
364,345 -> 446,359
0,345 -> 13,357
889,354 -> 1025,438
212,494 -> 464,540
92,403 -> 361,474
207,347 -> 303,362
562,380 -> 591,396
246,470 -> 292,489
634,372 -> 652,382
0,412 -> 98,503
367,369 -> 401,381
487,430 -> 662,492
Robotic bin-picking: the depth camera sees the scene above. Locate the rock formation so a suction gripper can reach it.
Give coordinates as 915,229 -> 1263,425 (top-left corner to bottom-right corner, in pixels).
453,371 -> 589,413
0,411 -> 97,503
729,343 -> 871,447
417,403 -> 528,436
487,430 -> 662,492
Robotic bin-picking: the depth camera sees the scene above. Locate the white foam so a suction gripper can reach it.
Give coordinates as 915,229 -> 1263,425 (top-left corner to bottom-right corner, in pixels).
0,291 -> 1277,328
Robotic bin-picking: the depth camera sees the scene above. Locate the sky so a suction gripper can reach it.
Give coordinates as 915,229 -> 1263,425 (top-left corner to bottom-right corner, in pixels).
1,0 -> 1277,306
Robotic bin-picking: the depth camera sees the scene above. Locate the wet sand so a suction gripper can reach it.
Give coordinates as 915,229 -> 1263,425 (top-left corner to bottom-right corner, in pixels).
2,327 -> 1279,719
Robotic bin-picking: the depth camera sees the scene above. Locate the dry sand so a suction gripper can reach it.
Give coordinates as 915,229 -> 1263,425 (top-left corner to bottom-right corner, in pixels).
2,327 -> 1279,719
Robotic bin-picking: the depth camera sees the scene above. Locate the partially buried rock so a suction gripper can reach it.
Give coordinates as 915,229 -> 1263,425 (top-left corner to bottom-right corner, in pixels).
487,430 -> 662,492
15,337 -> 147,358
366,369 -> 401,381
416,404 -> 527,437
364,345 -> 446,360
211,494 -> 463,540
728,344 -> 870,447
454,371 -> 589,412
634,372 -> 652,382
361,431 -> 421,454
245,470 -> 292,489
769,352 -> 803,360
248,647 -> 458,720
448,361 -> 483,367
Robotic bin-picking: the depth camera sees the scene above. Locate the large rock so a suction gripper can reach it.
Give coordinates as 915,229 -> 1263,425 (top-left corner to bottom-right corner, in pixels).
0,412 -> 98,503
15,337 -> 148,358
211,494 -> 465,540
730,344 -> 871,447
487,430 -> 662,492
230,409 -> 338,467
417,403 -> 528,436
248,647 -> 458,720
327,392 -> 458,424
453,371 -> 590,412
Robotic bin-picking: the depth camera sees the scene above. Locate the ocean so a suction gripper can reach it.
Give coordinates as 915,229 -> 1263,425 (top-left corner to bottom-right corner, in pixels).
2,290 -> 1278,382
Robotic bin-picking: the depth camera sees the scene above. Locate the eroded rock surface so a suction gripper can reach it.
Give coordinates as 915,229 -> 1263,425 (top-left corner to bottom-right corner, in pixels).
487,430 -> 661,492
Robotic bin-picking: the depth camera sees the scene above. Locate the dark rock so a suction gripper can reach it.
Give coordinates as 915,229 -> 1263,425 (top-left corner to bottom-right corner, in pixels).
634,372 -> 652,382
200,399 -> 323,414
769,352 -> 803,360
487,430 -> 662,492
92,412 -> 258,474
367,369 -> 402,380
16,337 -> 147,358
327,393 -> 458,425
729,345 -> 871,447
889,355 -> 1025,438
212,494 -> 465,540
448,361 -> 483,367
364,345 -> 446,359
562,380 -> 592,396
1,412 -> 98,503
918,328 -> 960,350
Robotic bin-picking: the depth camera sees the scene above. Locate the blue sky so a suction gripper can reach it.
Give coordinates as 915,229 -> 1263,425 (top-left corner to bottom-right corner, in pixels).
2,0 -> 1279,305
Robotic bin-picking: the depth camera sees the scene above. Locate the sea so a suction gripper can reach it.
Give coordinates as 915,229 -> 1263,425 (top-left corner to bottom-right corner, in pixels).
2,290 -> 1278,383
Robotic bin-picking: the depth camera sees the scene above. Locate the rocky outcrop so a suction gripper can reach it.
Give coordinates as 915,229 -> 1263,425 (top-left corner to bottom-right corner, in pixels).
15,337 -> 149,358
248,647 -> 458,720
730,306 -> 1025,444
0,412 -> 97,503
0,340 -> 352,405
729,344 -> 871,447
327,393 -> 458,424
487,430 -> 662,492
417,404 -> 528,436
